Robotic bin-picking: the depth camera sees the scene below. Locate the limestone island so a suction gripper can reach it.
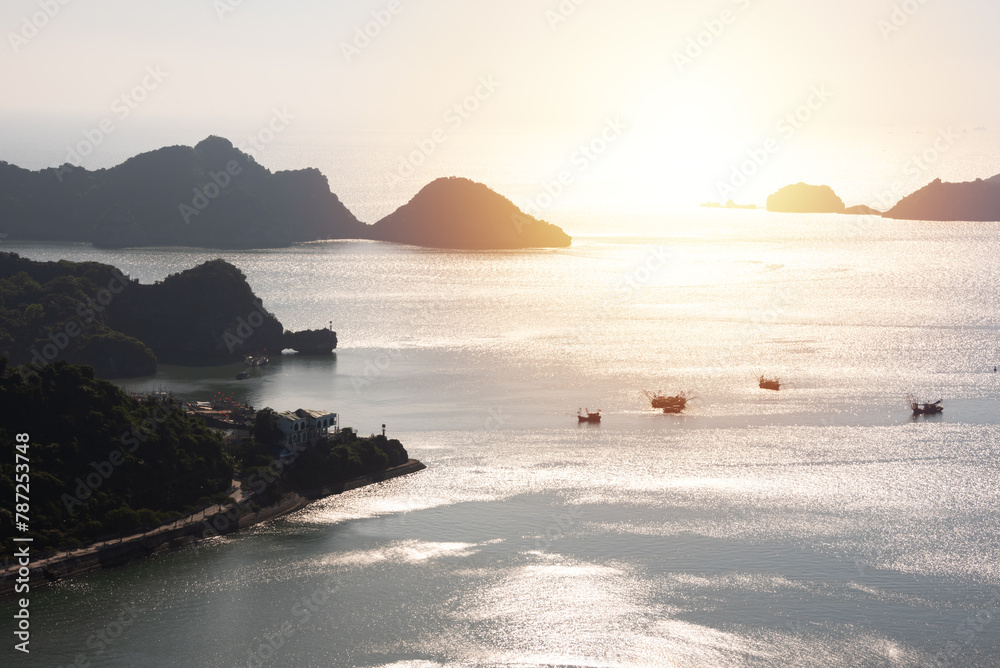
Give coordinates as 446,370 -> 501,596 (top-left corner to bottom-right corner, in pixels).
884,176 -> 1000,221
767,183 -> 847,214
766,183 -> 882,216
370,176 -> 572,250
0,136 -> 366,248
0,253 -> 336,378
700,199 -> 758,210
0,138 -> 571,250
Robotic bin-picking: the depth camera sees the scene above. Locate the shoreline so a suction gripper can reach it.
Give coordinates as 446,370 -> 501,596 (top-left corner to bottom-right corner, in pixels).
0,459 -> 426,597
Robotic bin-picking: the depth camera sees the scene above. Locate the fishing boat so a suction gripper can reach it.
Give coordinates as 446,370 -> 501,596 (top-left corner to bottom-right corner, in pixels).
644,391 -> 688,413
759,376 -> 780,391
907,394 -> 942,415
244,353 -> 270,367
577,408 -> 602,423
236,370 -> 250,380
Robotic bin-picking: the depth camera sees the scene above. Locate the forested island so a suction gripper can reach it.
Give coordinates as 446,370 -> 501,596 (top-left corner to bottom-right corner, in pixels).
0,253 -> 335,378
0,358 -> 418,568
0,137 -> 571,250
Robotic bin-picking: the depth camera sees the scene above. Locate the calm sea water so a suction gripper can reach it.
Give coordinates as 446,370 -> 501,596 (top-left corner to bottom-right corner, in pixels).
3,210 -> 1000,667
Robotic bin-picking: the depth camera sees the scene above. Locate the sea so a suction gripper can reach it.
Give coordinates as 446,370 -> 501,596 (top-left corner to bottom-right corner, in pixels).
2,132 -> 1000,667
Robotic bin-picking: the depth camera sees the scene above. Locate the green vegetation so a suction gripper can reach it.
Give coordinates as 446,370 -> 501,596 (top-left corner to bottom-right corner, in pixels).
0,253 -> 334,377
0,356 -> 410,560
235,413 -> 410,505
0,255 -> 156,377
0,359 -> 233,558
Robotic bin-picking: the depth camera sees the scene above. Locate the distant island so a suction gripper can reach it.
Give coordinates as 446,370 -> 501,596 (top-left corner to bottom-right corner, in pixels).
0,137 -> 571,250
0,253 -> 336,378
844,204 -> 882,216
370,177 -> 572,249
766,183 -> 847,214
884,177 -> 1000,221
0,136 -> 366,248
764,175 -> 1000,221
700,200 -> 758,210
766,183 -> 883,216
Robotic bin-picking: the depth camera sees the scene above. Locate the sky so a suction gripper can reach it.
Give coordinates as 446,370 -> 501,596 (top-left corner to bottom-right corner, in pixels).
2,0 -> 999,218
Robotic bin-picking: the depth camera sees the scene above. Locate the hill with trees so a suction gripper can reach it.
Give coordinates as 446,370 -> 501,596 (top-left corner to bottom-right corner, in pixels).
0,359 -> 233,557
0,253 -> 336,378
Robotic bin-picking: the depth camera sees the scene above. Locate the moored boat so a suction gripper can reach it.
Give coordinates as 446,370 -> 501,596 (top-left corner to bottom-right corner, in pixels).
759,376 -> 780,391
644,391 -> 688,413
908,394 -> 942,415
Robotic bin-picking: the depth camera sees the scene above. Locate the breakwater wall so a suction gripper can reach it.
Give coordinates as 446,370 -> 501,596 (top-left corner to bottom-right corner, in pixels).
0,459 -> 426,596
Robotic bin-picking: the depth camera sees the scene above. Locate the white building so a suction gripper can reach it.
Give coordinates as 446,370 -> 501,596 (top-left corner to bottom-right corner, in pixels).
275,409 -> 339,447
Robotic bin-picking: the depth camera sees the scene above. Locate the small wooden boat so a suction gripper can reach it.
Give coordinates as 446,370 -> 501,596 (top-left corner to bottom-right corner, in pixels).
759,376 -> 780,391
908,394 -> 942,415
644,391 -> 688,413
577,408 -> 602,423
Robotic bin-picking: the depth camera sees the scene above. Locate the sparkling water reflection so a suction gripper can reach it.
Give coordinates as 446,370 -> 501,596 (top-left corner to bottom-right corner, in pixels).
2,212 -> 999,666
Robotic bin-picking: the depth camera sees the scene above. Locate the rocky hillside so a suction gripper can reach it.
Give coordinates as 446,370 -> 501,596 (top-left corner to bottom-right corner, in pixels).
0,253 -> 336,377
884,178 -> 1000,221
0,136 -> 367,248
369,177 -> 572,249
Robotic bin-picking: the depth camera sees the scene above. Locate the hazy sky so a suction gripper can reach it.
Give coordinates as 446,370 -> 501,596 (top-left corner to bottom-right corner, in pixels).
2,0 -> 999,214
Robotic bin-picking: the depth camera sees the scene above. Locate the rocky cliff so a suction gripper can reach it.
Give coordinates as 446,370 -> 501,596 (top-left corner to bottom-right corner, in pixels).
369,177 -> 572,249
0,136 -> 367,248
884,177 -> 1000,221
